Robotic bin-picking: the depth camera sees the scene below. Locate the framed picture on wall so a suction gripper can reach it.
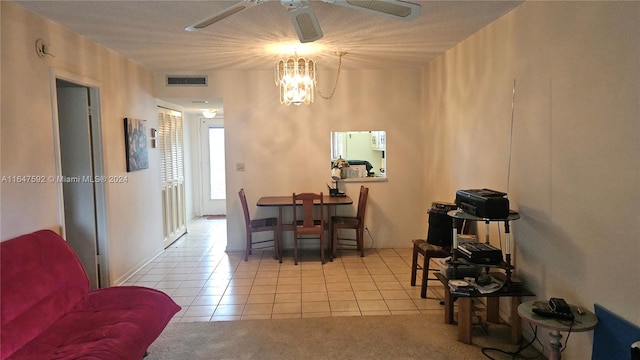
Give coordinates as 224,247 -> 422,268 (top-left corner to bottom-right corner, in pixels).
124,118 -> 149,172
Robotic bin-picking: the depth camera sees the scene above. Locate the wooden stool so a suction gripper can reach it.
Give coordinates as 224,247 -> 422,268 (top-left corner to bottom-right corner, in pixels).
410,239 -> 451,299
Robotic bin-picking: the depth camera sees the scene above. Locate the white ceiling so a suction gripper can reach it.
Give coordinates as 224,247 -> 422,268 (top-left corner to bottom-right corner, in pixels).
16,0 -> 523,112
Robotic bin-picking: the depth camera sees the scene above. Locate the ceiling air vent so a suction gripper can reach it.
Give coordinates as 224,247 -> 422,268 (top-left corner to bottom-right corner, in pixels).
166,75 -> 208,87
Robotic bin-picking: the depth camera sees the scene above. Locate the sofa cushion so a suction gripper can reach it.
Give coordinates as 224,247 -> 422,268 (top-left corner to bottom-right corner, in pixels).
6,287 -> 181,360
1,230 -> 89,359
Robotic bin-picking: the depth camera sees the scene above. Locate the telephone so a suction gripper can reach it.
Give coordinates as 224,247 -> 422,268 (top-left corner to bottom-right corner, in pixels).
549,297 -> 571,315
532,297 -> 574,320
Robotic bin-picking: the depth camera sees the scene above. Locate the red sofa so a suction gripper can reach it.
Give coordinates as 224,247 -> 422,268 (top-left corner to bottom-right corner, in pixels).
1,230 -> 181,360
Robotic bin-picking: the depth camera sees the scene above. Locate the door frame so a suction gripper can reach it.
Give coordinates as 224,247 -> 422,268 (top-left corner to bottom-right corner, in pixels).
49,68 -> 109,288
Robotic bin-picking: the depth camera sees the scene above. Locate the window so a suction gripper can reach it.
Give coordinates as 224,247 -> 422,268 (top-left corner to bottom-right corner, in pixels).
208,127 -> 226,200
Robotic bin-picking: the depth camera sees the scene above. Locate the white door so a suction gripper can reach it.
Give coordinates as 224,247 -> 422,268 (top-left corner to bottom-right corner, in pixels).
200,118 -> 226,215
158,107 -> 187,248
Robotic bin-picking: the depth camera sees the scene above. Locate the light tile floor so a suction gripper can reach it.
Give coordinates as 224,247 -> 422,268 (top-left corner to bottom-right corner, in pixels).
125,217 -> 449,322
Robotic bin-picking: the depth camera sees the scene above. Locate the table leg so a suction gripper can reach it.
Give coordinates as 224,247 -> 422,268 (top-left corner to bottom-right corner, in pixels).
326,204 -> 333,261
444,290 -> 454,324
548,329 -> 563,360
486,297 -> 499,323
273,215 -> 281,262
278,206 -> 284,260
458,297 -> 472,344
278,205 -> 283,238
482,297 -> 522,344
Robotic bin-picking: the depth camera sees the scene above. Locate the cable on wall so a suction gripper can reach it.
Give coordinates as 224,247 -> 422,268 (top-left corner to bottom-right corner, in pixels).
506,79 -> 516,195
316,51 -> 344,100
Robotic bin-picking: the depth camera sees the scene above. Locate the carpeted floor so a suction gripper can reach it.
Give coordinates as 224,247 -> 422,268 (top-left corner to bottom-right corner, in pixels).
147,314 -> 543,360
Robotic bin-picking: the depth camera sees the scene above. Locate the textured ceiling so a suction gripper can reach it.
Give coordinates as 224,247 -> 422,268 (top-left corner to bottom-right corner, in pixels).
16,1 -> 522,113
16,1 -> 523,72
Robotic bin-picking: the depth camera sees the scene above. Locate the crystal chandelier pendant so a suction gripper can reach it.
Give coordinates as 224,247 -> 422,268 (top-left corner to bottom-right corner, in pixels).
275,57 -> 316,106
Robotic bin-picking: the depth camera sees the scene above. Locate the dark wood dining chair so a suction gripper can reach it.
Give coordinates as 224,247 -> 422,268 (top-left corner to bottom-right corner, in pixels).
331,186 -> 369,258
239,188 -> 280,262
292,192 -> 325,265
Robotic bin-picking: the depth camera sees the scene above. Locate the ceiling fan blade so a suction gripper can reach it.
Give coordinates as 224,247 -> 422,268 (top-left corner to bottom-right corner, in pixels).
285,0 -> 323,43
326,0 -> 421,21
185,0 -> 265,32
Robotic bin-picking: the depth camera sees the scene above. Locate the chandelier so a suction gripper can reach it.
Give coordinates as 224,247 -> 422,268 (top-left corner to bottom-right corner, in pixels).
275,57 -> 316,106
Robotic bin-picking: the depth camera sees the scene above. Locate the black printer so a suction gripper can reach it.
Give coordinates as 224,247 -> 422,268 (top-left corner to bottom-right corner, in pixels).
455,188 -> 509,219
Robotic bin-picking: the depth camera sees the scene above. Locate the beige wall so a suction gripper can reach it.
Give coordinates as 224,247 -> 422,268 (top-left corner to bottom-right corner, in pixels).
1,2 -> 164,284
1,0 -> 429,284
421,2 -> 639,358
154,69 -> 427,251
3,1 -> 639,357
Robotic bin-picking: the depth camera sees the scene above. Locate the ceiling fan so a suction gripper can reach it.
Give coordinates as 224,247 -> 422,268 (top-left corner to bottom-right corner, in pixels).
185,0 -> 421,43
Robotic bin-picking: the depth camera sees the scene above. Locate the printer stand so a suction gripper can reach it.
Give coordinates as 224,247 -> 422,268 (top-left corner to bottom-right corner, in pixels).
447,210 -> 521,289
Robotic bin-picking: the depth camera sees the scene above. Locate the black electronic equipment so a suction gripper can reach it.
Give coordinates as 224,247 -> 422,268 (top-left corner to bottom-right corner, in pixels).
549,297 -> 571,314
532,308 -> 575,320
426,202 -> 458,247
532,297 -> 574,320
457,242 -> 503,264
455,188 -> 510,219
327,183 -> 345,197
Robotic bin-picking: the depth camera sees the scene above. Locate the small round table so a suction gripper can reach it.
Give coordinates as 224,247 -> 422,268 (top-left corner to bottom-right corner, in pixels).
518,300 -> 598,360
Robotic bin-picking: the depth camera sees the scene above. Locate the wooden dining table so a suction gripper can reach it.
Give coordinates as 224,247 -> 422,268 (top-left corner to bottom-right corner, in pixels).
256,194 -> 353,245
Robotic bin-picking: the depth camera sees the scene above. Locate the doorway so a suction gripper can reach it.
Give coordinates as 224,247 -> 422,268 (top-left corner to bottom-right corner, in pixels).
52,75 -> 108,290
200,118 -> 226,216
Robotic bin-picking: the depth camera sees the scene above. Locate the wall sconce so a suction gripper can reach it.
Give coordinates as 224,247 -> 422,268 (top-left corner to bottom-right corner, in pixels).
150,128 -> 158,148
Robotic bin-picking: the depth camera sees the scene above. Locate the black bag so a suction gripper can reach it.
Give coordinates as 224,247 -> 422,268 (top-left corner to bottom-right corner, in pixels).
426,202 -> 457,247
